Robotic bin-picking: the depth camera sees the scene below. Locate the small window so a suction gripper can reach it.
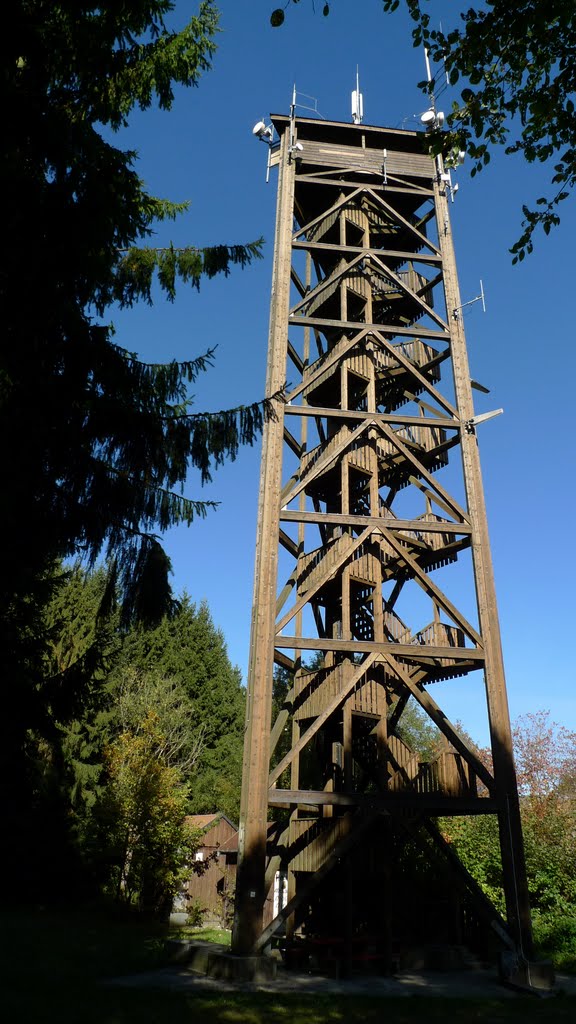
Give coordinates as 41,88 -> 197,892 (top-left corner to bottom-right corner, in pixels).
195,850 -> 204,862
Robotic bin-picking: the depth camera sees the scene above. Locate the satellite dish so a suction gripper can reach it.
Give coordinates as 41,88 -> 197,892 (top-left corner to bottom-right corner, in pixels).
252,121 -> 274,143
420,110 -> 436,127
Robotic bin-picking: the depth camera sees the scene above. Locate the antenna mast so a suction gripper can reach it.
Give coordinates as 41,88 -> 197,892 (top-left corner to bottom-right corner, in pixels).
351,67 -> 363,124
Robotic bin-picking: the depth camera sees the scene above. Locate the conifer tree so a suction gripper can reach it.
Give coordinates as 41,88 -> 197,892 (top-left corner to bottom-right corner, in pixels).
3,1 -> 274,630
2,1 -> 274,883
113,597 -> 246,820
27,567 -> 243,903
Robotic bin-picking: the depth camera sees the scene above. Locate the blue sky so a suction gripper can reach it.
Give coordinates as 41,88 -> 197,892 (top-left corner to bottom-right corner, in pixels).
110,1 -> 576,746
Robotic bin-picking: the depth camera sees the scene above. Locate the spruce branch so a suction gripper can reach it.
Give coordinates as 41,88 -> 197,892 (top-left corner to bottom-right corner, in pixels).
114,238 -> 264,305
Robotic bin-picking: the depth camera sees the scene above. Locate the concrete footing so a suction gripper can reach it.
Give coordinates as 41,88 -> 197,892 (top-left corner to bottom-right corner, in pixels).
164,940 -> 277,982
499,952 -> 555,994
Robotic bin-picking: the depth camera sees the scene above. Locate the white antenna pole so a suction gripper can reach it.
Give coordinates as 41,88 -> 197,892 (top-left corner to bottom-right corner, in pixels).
424,47 -> 433,90
290,82 -> 296,152
351,66 -> 364,124
439,22 -> 450,86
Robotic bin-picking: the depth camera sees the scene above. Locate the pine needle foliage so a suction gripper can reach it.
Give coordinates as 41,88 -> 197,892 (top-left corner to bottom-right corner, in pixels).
2,0 -> 274,628
1,1 -> 276,862
117,240 -> 264,306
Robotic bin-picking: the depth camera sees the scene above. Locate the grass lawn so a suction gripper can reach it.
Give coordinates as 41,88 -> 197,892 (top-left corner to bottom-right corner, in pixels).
4,908 -> 576,1024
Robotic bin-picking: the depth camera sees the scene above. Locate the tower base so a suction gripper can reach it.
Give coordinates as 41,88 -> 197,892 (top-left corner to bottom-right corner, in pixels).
499,952 -> 555,994
165,940 -> 277,982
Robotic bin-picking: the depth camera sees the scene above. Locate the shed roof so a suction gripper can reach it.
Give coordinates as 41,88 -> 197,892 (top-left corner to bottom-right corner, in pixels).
185,812 -> 237,832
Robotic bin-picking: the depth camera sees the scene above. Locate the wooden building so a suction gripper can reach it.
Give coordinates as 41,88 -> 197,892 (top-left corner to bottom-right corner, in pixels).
232,109 -> 535,979
183,813 -> 237,926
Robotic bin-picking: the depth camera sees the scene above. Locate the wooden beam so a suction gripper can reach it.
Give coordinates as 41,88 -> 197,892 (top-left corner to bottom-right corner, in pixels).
279,529 -> 299,559
287,340 -> 304,373
290,266 -> 307,299
294,173 -> 434,197
276,636 -> 484,662
268,788 -> 498,813
276,525 -> 374,632
383,529 -> 483,646
233,131 -> 295,958
275,566 -> 297,616
254,810 -> 381,952
435,169 -> 533,954
368,329 -> 458,417
282,418 -> 372,508
270,698 -> 293,759
292,187 -> 363,241
280,510 -> 471,534
369,251 -> 449,331
284,406 -> 457,428
291,315 -> 448,341
421,819 -> 514,947
269,654 -> 379,787
365,187 -> 441,256
293,240 -> 441,264
377,420 -> 470,523
283,426 -> 302,458
285,328 -> 370,403
381,652 -> 495,792
273,648 -> 295,673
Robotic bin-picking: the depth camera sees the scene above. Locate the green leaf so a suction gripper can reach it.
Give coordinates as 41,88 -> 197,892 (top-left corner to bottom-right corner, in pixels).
270,9 -> 285,27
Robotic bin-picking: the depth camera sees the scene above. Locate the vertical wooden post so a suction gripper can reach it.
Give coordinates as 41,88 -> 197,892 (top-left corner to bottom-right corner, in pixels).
435,163 -> 533,957
232,130 -> 295,955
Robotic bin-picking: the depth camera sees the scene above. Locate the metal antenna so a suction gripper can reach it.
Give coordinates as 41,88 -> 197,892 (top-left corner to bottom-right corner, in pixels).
352,66 -> 364,124
424,46 -> 435,107
465,408 -> 504,434
453,280 -> 486,320
290,85 -> 324,119
439,22 -> 450,87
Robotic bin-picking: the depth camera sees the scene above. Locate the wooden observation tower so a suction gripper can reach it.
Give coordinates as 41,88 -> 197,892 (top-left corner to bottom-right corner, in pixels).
232,108 -> 533,974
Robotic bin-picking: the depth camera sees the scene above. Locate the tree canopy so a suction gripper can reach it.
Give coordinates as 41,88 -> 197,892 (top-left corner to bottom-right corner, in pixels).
14,564 -> 246,907
114,597 -> 246,819
273,0 -> 576,258
440,711 -> 576,968
2,0 -> 276,636
2,0 -> 278,886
